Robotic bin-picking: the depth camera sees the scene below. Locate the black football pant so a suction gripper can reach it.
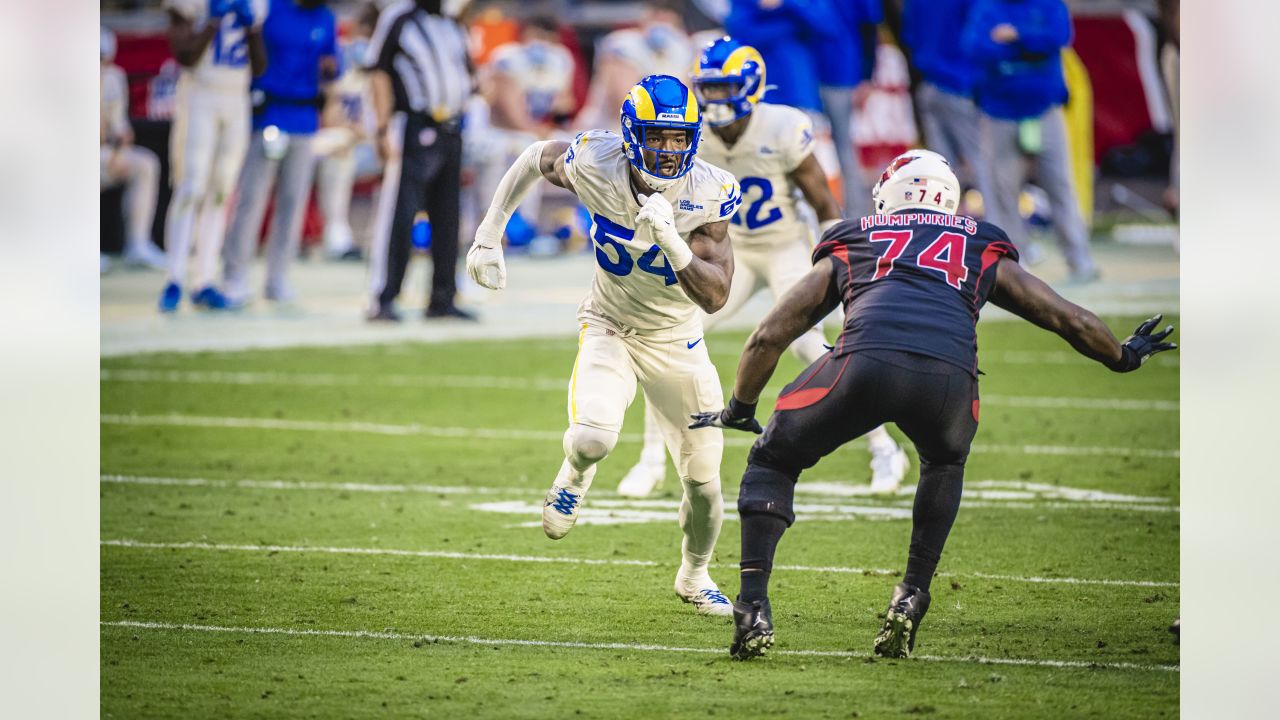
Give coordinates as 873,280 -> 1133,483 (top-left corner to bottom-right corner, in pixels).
376,112 -> 462,312
737,349 -> 979,600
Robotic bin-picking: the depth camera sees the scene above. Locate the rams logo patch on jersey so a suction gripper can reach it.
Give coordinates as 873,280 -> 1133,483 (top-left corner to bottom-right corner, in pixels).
679,199 -> 704,212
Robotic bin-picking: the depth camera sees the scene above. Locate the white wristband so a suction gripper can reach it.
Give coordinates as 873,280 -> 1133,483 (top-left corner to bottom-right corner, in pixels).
652,219 -> 693,271
818,218 -> 842,239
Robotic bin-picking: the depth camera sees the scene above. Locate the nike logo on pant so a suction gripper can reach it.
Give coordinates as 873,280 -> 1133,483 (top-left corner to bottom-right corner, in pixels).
687,338 -> 702,349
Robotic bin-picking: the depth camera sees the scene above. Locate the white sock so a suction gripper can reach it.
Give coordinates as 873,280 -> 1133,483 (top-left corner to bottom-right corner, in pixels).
194,199 -> 229,289
867,425 -> 898,455
554,458 -> 598,492
678,477 -> 723,578
164,192 -> 197,285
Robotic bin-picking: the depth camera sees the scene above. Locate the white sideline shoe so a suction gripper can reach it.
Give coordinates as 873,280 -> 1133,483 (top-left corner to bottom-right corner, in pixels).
542,482 -> 585,540
616,459 -> 665,498
674,573 -> 733,617
122,243 -> 167,270
870,445 -> 910,494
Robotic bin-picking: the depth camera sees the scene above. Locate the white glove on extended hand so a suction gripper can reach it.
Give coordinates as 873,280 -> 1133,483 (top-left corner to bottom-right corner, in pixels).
635,193 -> 693,271
466,223 -> 507,290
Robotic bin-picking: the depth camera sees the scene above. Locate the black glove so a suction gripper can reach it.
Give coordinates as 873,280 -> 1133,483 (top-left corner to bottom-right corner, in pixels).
689,397 -> 764,434
1112,314 -> 1177,372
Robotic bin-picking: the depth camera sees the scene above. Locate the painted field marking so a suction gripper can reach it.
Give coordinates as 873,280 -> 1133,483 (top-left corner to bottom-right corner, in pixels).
100,620 -> 1178,673
101,475 -> 1179,516
101,369 -> 1177,412
100,414 -> 1180,459
100,539 -> 1180,589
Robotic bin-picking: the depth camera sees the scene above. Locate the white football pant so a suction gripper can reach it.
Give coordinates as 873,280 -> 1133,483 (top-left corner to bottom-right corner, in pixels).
164,81 -> 250,288
560,319 -> 725,575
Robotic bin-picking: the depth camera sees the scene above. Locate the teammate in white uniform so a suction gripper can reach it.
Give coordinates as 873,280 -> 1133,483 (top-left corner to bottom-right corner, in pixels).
473,17 -> 576,243
158,0 -> 267,312
573,2 -> 693,131
617,38 -> 910,497
101,27 -> 166,270
467,75 -> 741,616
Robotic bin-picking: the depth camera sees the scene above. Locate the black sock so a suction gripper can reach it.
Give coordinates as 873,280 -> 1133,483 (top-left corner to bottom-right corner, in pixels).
903,459 -> 965,593
739,511 -> 789,603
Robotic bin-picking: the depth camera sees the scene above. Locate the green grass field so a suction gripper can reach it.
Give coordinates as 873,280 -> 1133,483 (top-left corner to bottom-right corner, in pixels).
100,316 -> 1179,718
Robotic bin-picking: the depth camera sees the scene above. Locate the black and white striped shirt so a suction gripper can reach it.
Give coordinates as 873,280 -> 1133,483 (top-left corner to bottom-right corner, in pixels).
364,0 -> 472,121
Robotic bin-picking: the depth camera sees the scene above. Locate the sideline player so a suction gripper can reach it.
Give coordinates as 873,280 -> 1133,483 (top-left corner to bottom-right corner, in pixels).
101,27 -> 167,270
466,75 -> 741,616
159,0 -> 267,312
688,149 -> 1176,659
617,37 -> 908,499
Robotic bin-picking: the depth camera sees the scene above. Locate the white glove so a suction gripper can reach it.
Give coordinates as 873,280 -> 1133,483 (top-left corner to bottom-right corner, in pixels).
466,222 -> 507,290
635,193 -> 693,271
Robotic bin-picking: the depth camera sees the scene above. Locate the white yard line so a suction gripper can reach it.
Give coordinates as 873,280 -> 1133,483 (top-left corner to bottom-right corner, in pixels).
99,474 -> 537,496
100,539 -> 1179,589
100,413 -> 1180,458
100,619 -> 1178,672
101,475 -> 1179,515
101,369 -> 1177,412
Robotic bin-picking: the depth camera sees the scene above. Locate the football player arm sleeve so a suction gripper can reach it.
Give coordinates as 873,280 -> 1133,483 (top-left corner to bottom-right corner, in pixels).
734,258 -> 840,404
675,219 -> 735,314
467,141 -> 568,290
166,10 -> 218,68
989,257 -> 1176,371
789,153 -> 843,226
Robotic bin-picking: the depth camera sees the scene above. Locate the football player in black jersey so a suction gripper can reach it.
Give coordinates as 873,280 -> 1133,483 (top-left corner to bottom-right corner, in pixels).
690,149 -> 1177,661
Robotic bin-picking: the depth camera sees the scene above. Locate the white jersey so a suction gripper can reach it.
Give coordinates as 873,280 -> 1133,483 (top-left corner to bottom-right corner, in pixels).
101,64 -> 130,144
597,25 -> 694,80
697,103 -> 816,251
164,0 -> 268,94
562,130 -> 740,333
487,41 -> 575,123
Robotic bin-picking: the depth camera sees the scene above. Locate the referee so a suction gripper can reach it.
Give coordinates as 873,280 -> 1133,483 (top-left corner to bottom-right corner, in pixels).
365,0 -> 475,321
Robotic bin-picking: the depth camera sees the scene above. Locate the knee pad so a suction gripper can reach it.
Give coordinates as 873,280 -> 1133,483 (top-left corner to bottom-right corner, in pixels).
737,463 -> 797,526
562,424 -> 617,469
680,443 -> 722,488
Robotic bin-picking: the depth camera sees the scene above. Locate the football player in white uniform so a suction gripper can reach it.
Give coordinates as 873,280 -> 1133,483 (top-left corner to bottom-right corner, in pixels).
466,75 -> 741,616
158,0 -> 267,312
617,38 -> 910,498
472,16 -> 577,244
101,27 -> 167,270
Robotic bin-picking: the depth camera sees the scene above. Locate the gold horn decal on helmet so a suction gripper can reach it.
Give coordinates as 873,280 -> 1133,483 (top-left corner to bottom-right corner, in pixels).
628,85 -> 657,121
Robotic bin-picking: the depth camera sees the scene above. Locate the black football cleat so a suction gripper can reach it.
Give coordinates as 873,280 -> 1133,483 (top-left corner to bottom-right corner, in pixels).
873,582 -> 932,658
729,597 -> 774,661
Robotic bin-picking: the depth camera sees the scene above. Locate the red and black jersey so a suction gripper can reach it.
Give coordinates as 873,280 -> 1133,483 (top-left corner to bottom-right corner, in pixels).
812,212 -> 1019,376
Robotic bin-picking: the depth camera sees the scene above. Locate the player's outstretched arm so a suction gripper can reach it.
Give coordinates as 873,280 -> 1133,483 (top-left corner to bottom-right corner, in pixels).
676,219 -> 734,314
167,11 -> 218,68
633,194 -> 733,314
465,141 -> 572,290
691,259 -> 839,433
789,153 -> 843,231
990,257 -> 1176,371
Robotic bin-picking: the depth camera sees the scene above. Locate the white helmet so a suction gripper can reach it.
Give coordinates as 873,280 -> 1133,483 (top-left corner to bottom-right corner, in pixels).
101,26 -> 117,63
871,149 -> 960,215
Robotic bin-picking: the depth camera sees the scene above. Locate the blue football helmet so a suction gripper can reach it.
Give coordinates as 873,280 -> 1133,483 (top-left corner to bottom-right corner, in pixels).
691,37 -> 766,127
620,74 -> 702,191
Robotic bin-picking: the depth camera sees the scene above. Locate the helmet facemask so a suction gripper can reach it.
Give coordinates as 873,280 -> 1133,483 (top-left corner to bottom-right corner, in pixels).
693,78 -> 748,127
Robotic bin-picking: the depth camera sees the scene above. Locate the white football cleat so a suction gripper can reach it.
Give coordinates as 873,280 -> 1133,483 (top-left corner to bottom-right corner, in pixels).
122,242 -> 167,270
870,445 -> 910,494
542,482 -> 585,540
616,459 -> 665,498
674,573 -> 734,617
